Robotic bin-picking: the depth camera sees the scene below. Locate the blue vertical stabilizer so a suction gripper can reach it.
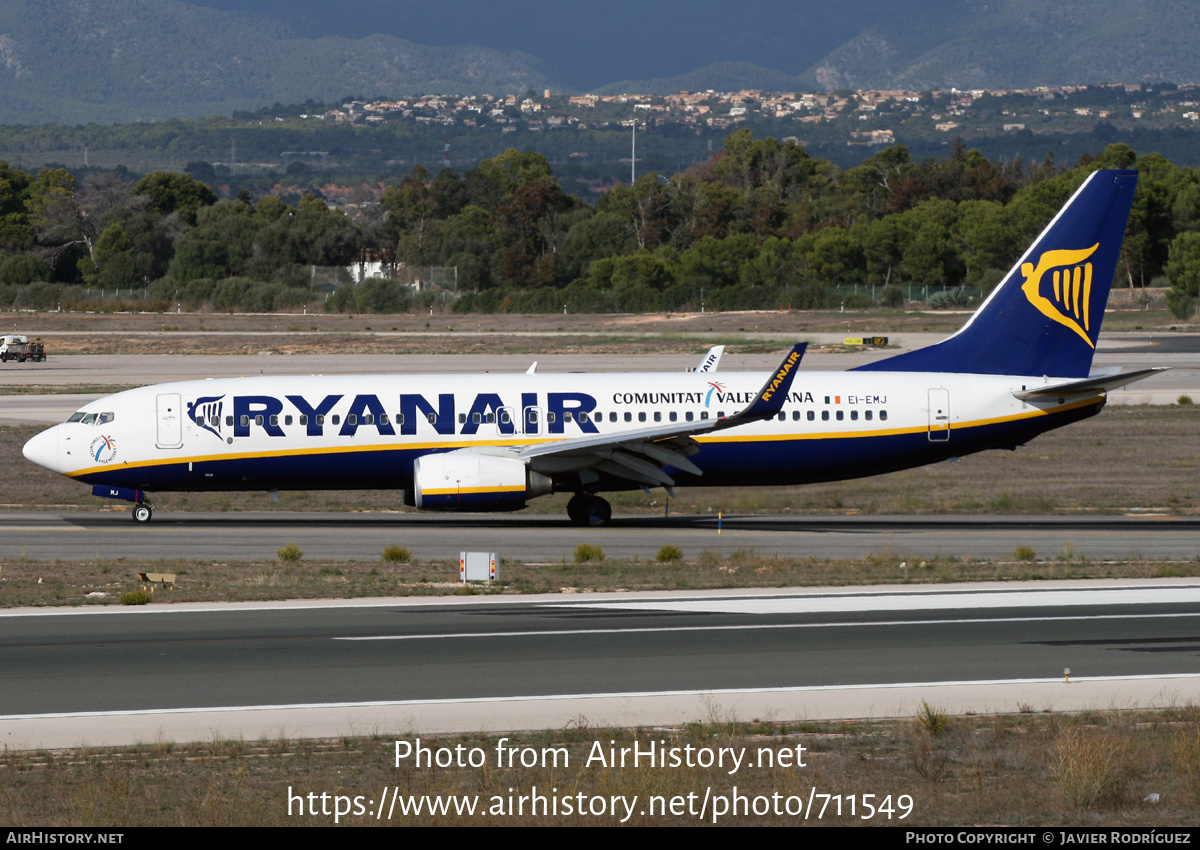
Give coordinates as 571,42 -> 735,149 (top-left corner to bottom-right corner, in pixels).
857,169 -> 1138,378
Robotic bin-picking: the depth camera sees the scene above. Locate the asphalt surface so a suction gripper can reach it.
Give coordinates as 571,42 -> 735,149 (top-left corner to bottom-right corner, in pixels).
3,582 -> 1199,749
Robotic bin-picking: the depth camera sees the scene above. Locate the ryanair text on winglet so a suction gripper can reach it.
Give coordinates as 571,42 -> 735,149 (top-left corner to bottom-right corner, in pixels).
761,351 -> 801,403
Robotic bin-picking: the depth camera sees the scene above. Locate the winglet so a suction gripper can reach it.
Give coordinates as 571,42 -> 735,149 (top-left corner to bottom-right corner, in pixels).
694,345 -> 725,373
726,342 -> 806,424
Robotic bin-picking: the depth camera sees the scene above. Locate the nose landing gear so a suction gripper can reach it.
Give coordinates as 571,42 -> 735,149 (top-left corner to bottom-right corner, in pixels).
132,502 -> 154,523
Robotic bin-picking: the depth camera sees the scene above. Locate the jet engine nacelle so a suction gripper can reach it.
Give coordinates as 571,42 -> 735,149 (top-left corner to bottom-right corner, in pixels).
413,450 -> 552,512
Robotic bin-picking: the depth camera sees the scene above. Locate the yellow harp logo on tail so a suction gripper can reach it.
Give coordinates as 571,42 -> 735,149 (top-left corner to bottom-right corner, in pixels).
1020,244 -> 1100,348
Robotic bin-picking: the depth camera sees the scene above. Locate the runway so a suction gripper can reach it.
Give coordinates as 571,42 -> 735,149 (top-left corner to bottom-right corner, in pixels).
1,511 -> 1198,561
3,581 -> 1199,749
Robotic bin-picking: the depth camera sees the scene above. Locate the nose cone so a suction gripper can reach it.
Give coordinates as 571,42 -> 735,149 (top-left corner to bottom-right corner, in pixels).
23,426 -> 61,473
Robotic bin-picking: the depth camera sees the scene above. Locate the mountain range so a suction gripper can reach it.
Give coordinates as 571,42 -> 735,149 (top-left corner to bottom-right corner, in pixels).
0,0 -> 1198,125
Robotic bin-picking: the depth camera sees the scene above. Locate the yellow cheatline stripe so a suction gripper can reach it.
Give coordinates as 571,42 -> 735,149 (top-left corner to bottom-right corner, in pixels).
66,394 -> 1104,479
422,486 -> 526,496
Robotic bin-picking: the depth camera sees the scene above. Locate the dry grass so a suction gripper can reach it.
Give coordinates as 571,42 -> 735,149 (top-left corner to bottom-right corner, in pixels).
2,710 -> 1198,826
2,549 -> 1198,608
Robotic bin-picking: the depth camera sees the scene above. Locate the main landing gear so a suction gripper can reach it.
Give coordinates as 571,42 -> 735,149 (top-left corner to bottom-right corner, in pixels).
132,501 -> 154,523
566,493 -> 611,526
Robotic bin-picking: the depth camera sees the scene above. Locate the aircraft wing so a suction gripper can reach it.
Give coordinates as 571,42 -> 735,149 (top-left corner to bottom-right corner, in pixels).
517,343 -> 805,490
1013,367 -> 1169,400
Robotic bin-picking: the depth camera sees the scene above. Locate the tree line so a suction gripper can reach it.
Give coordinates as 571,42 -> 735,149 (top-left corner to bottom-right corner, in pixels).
1,132 -> 1199,316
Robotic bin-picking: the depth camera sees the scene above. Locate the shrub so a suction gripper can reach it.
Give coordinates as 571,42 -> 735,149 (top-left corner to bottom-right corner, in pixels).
1014,545 -> 1037,561
1166,289 -> 1195,321
119,589 -> 153,605
573,543 -> 605,563
916,700 -> 949,736
927,288 -> 974,309
382,545 -> 412,563
276,543 -> 303,562
841,293 -> 873,310
1179,395 -> 1194,406
656,544 -> 684,563
880,284 -> 905,308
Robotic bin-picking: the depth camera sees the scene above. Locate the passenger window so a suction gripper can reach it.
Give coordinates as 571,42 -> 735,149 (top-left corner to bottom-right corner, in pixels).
255,415 -> 264,426
686,411 -> 694,421
821,411 -> 829,421
850,410 -> 858,421
270,415 -> 278,426
638,412 -> 646,422
472,413 -> 481,424
331,415 -> 340,425
285,415 -> 293,425
792,411 -> 800,421
624,412 -> 632,422
210,415 -> 219,427
865,410 -> 873,421
241,415 -> 250,427
300,415 -> 308,426
347,414 -> 357,425
564,412 -> 572,422
669,411 -> 677,422
427,413 -> 437,424
317,415 -> 325,425
880,410 -> 888,421
460,413 -> 468,424
578,412 -> 588,423
718,411 -> 726,418
226,415 -> 233,426
777,412 -> 785,421
700,412 -> 708,420
807,410 -> 815,421
380,414 -> 389,425
486,413 -> 495,423
547,412 -> 556,423
654,411 -> 661,422
499,410 -> 510,424
363,414 -> 373,425
836,411 -> 844,421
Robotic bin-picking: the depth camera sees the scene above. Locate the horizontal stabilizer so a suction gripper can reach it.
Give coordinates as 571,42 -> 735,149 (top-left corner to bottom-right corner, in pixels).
1013,367 -> 1169,400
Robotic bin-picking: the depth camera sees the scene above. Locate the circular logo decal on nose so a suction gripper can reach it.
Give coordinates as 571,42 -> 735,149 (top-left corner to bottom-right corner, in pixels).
90,435 -> 117,464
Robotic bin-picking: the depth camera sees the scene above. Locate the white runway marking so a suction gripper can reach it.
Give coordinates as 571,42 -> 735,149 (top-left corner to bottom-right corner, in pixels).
334,611 -> 1200,642
550,585 -> 1200,615
5,672 -> 1198,721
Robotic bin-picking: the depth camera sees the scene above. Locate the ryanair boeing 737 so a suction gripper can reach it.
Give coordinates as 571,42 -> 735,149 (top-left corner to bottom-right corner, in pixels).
23,169 -> 1163,525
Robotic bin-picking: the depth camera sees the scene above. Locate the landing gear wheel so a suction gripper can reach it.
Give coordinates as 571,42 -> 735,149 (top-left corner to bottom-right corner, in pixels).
132,503 -> 153,523
567,494 -> 611,526
567,494 -> 587,525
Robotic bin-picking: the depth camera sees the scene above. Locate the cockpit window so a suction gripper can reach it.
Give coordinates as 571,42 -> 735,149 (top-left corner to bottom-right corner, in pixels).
68,411 -> 114,425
